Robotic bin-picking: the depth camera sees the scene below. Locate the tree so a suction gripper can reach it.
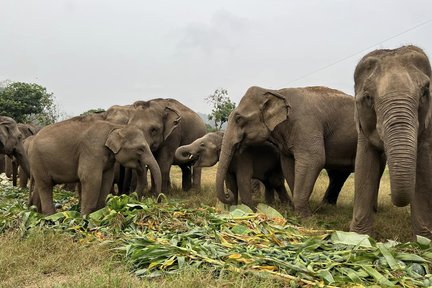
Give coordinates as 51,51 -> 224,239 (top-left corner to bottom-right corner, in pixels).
0,82 -> 60,125
205,88 -> 236,130
80,108 -> 106,116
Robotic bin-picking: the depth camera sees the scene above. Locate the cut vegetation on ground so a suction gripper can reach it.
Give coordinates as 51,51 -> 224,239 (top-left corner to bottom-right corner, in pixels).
0,166 -> 427,287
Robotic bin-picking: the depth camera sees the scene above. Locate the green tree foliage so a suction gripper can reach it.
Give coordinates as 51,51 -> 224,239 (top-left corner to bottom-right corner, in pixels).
205,88 -> 236,130
0,82 -> 60,125
80,108 -> 106,116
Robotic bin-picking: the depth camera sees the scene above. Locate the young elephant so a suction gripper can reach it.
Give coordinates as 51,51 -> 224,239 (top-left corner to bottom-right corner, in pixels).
28,117 -> 162,215
175,132 -> 293,209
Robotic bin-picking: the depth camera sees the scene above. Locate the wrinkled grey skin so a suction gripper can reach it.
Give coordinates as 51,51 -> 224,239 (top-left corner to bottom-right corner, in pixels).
216,86 -> 359,216
175,132 -> 293,209
29,117 -> 161,215
0,116 -> 30,177
103,105 -> 147,196
129,98 -> 206,193
351,45 -> 432,238
9,123 -> 39,187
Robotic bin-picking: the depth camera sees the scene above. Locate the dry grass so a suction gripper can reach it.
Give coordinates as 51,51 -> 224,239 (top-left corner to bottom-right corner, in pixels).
0,165 -> 413,287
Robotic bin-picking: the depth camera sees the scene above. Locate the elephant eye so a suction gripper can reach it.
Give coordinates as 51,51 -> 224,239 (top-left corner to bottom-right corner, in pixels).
363,93 -> 373,107
150,127 -> 158,135
200,142 -> 205,147
136,147 -> 145,154
421,86 -> 429,104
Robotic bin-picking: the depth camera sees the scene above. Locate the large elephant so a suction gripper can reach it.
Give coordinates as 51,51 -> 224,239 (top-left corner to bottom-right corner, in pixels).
0,116 -> 30,177
175,132 -> 293,208
129,98 -> 207,193
216,86 -> 358,215
28,116 -> 162,215
350,45 -> 432,238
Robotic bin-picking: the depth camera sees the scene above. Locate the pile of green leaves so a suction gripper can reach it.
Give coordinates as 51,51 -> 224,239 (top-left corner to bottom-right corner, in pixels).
1,177 -> 432,287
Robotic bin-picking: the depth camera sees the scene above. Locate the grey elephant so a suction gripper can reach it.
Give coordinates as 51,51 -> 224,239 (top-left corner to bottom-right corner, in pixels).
350,45 -> 432,238
129,98 -> 206,193
216,86 -> 358,215
0,116 -> 30,177
175,132 -> 293,208
28,116 -> 162,215
103,105 -> 144,195
8,123 -> 39,187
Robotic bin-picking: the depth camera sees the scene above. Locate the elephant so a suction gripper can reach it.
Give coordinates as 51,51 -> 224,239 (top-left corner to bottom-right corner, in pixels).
9,123 -> 39,187
175,131 -> 293,208
103,105 -> 145,195
216,86 -> 358,215
350,45 -> 432,238
129,98 -> 207,193
28,116 -> 162,215
0,116 -> 30,177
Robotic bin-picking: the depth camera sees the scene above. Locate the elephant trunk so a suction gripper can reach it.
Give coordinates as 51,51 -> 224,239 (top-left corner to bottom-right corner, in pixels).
215,125 -> 238,205
13,141 -> 30,177
175,144 -> 195,164
380,98 -> 418,207
142,151 -> 162,197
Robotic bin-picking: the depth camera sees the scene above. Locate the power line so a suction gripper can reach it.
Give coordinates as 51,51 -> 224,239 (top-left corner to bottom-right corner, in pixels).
287,18 -> 432,85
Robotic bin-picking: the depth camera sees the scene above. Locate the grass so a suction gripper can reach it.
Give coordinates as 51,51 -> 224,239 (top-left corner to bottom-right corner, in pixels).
0,165 -> 414,287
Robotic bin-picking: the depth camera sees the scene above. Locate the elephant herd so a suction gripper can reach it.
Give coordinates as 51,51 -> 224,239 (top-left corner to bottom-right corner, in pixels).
0,45 -> 431,239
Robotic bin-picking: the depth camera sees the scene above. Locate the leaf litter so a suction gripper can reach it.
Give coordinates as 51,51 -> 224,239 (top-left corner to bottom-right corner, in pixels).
1,174 -> 432,287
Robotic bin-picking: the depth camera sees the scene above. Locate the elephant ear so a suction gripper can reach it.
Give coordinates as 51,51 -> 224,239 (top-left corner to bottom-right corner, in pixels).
163,107 -> 181,140
105,128 -> 124,154
262,91 -> 290,131
354,56 -> 379,94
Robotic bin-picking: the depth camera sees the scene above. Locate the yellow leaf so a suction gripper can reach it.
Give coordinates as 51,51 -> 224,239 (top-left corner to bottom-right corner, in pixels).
253,265 -> 278,271
228,253 -> 242,259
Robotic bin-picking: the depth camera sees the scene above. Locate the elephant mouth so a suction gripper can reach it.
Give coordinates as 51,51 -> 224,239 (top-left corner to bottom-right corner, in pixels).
186,153 -> 200,166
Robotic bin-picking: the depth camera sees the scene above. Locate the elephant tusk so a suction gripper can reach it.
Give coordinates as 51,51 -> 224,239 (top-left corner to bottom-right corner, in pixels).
189,154 -> 194,160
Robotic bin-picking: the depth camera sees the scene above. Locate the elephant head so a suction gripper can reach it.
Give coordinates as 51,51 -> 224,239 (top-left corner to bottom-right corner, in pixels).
128,100 -> 181,152
105,125 -> 162,195
104,105 -> 135,125
354,45 -> 431,207
0,116 -> 30,176
175,131 -> 224,167
216,86 -> 290,204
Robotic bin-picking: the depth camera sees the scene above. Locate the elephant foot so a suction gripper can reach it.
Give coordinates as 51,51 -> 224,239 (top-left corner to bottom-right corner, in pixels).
349,223 -> 373,237
295,206 -> 312,218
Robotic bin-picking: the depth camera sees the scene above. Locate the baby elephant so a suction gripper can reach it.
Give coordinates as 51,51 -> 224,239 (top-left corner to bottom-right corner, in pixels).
175,131 -> 293,209
28,117 -> 162,215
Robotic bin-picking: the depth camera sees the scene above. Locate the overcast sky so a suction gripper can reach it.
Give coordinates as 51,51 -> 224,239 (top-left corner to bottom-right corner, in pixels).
1,0 -> 431,117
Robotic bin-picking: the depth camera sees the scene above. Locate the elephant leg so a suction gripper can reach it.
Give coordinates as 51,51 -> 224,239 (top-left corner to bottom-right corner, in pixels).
236,166 -> 255,210
280,154 -> 295,195
5,155 -> 13,178
97,168 -> 115,210
0,154 -> 5,174
134,167 -> 147,198
350,134 -> 382,235
321,169 -> 351,205
12,159 -> 18,186
19,166 -> 29,188
192,166 -> 202,191
79,166 -> 103,215
411,144 -> 432,239
226,172 -> 239,205
263,180 -> 275,204
34,179 -> 55,215
271,175 -> 293,208
292,150 -> 325,217
118,165 -> 126,194
180,165 -> 192,191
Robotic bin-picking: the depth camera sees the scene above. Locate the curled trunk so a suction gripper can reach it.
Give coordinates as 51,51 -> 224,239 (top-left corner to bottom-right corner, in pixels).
215,127 -> 236,204
175,144 -> 194,163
